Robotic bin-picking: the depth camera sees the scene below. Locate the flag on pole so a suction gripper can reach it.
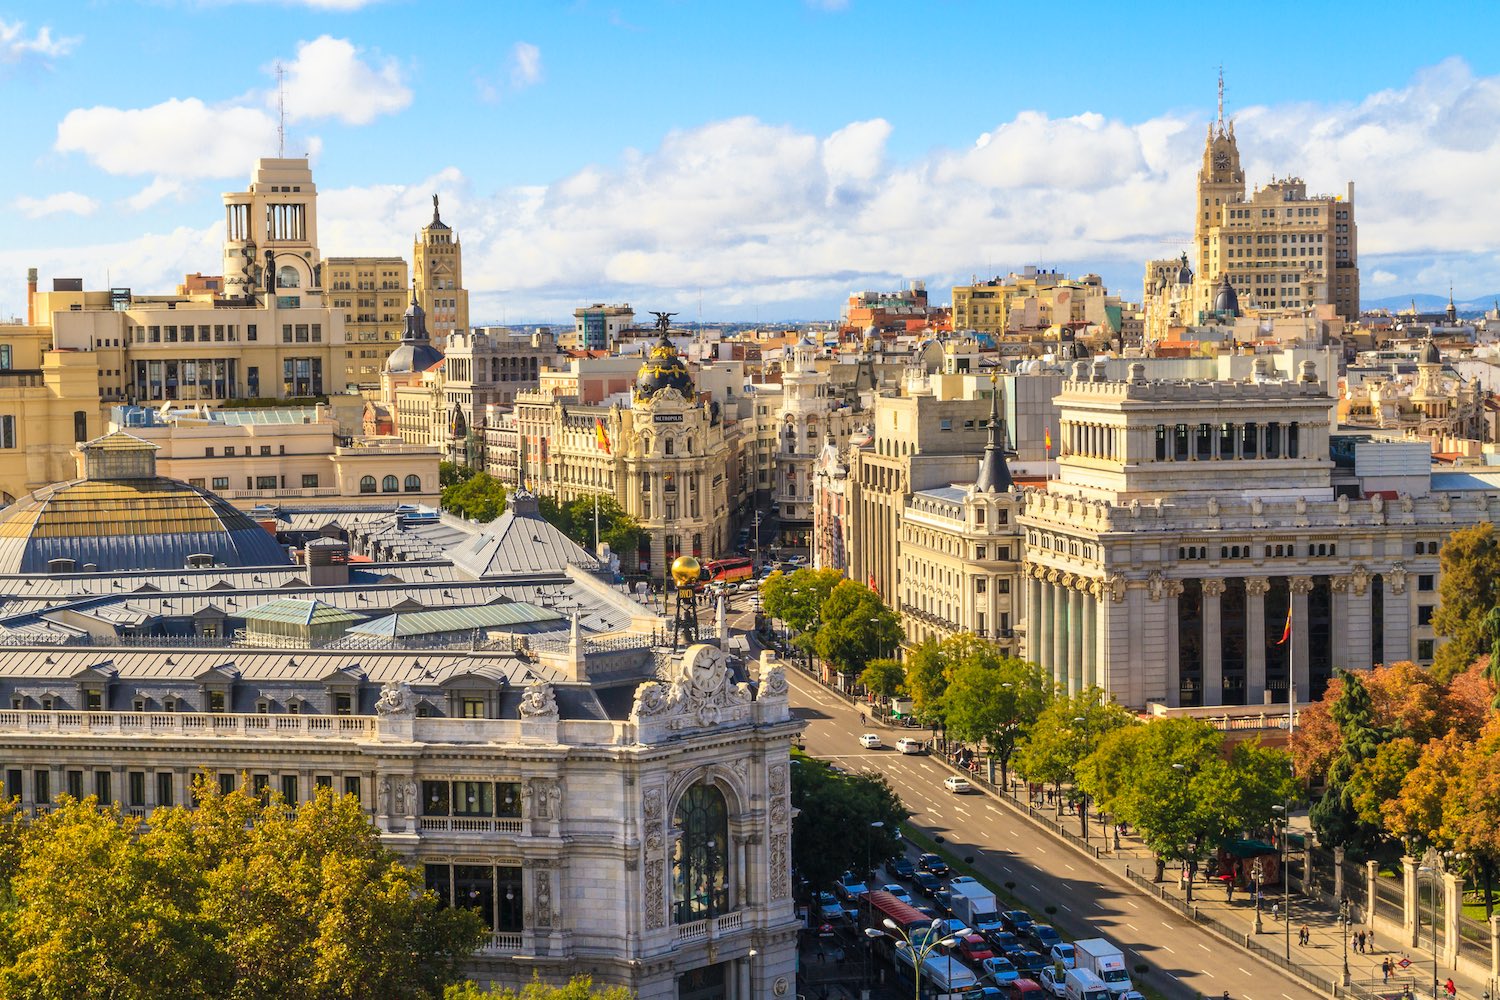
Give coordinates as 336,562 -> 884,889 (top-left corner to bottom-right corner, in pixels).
868,574 -> 880,596
1277,605 -> 1292,645
1044,425 -> 1052,451
594,417 -> 612,455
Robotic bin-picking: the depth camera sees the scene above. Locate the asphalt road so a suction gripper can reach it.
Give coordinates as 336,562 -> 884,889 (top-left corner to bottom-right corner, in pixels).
773,657 -> 1322,1000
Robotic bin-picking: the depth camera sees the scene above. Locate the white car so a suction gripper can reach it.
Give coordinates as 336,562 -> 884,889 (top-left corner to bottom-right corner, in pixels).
895,737 -> 924,755
943,775 -> 973,794
858,733 -> 883,749
1036,966 -> 1068,998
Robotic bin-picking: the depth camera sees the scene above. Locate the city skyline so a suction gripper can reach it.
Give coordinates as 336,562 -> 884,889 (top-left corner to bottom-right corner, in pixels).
2,1 -> 1499,322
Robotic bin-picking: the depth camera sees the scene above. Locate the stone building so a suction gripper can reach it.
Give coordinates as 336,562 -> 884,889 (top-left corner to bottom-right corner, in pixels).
0,488 -> 799,998
440,327 -> 560,466
412,196 -> 469,351
772,336 -> 862,555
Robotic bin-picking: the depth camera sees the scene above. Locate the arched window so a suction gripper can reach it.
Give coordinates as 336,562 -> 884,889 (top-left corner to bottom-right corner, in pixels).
359,476 -> 376,494
672,783 -> 729,924
404,474 -> 421,492
277,265 -> 300,289
382,475 -> 399,493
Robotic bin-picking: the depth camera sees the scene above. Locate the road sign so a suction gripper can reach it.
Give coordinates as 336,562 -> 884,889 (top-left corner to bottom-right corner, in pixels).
1397,957 -> 1412,969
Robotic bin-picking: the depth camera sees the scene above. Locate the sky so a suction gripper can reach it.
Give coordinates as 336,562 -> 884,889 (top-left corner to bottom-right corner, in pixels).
3,0 -> 1500,324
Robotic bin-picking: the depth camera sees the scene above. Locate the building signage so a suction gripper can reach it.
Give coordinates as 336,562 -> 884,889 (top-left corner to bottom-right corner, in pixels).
653,413 -> 684,423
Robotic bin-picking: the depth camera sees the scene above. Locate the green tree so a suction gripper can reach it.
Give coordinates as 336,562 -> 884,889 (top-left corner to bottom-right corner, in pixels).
858,659 -> 906,702
1015,688 -> 1135,812
790,753 -> 909,892
812,580 -> 902,676
1432,523 -> 1500,680
1310,668 -> 1389,855
446,974 -> 635,999
758,568 -> 841,633
939,638 -> 1053,788
442,472 -> 509,523
538,493 -> 646,559
901,638 -> 951,729
440,461 -> 478,489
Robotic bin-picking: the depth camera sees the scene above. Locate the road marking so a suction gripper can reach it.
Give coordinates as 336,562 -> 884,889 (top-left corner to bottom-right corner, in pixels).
1036,847 -> 1047,855
1063,864 -> 1075,872
1198,944 -> 1211,953
1159,945 -> 1174,954
1126,923 -> 1139,931
1030,884 -> 1041,892
1059,904 -> 1072,913
1126,900 -> 1139,909
954,806 -> 970,817
1238,967 -> 1252,977
1281,994 -> 1297,1000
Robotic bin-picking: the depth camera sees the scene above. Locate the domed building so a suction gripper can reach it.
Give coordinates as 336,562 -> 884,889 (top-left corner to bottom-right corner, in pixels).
0,432 -> 291,573
634,332 -> 696,403
385,283 -> 444,378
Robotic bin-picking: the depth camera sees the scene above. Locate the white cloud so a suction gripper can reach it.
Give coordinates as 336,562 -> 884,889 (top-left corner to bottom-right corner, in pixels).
56,98 -> 278,178
278,35 -> 410,125
0,19 -> 79,61
12,192 -> 97,218
510,41 -> 542,90
1370,270 -> 1399,287
123,178 -> 186,212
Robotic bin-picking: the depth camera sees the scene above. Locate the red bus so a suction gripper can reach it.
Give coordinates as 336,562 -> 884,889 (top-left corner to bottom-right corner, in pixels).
704,556 -> 754,583
863,889 -> 934,944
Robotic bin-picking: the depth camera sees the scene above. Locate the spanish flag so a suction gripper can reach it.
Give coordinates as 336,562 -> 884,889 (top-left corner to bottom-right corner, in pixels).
594,417 -> 611,455
1044,426 -> 1052,451
1277,605 -> 1292,645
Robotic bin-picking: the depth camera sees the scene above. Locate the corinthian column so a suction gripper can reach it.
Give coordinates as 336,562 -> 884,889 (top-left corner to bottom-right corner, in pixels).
1201,579 -> 1225,707
1290,576 -> 1314,703
1246,578 -> 1269,704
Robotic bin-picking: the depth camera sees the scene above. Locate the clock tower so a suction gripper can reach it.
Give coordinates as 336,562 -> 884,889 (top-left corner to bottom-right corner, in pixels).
1195,72 -> 1245,282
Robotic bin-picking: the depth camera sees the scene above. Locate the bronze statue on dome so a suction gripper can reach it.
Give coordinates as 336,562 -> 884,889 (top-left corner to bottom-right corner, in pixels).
650,311 -> 677,336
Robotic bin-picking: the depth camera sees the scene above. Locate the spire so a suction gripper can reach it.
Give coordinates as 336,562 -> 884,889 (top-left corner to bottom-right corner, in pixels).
1217,65 -> 1225,132
973,374 -> 1013,493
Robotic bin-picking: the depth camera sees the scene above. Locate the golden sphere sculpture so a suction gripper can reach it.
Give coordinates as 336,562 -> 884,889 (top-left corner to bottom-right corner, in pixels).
670,555 -> 702,590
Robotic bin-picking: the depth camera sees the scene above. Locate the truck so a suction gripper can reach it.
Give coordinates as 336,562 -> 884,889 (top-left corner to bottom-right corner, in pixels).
1072,939 -> 1132,996
948,880 -> 1003,934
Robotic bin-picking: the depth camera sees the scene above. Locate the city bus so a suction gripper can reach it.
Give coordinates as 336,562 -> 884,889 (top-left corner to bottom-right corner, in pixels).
703,556 -> 754,583
864,890 -> 939,950
891,941 -> 983,998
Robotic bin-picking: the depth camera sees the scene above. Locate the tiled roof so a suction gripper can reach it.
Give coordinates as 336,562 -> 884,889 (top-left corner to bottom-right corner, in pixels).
347,602 -> 562,638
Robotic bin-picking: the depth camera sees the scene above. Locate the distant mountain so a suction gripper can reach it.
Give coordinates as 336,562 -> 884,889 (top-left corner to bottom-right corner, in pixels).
1363,292 -> 1499,315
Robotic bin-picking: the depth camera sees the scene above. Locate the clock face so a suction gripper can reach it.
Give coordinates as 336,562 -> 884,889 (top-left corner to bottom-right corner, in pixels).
1213,151 -> 1231,171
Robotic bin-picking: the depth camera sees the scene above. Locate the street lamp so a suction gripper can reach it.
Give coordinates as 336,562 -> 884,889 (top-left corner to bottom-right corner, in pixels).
1074,716 -> 1089,841
1417,866 -> 1441,1000
1339,897 -> 1352,987
1273,804 -> 1290,960
1171,763 -> 1196,901
865,917 -> 972,1000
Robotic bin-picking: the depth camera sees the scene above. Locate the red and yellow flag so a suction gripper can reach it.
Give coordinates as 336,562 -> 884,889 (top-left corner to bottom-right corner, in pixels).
1044,426 -> 1052,451
594,417 -> 611,455
1277,605 -> 1292,645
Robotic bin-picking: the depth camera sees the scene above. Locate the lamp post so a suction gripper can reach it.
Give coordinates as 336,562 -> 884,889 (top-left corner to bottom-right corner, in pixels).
1171,763 -> 1196,902
1273,804 -> 1290,960
1339,897 -> 1352,987
1417,866 -> 1441,1000
1252,857 -> 1265,934
865,918 -> 972,1000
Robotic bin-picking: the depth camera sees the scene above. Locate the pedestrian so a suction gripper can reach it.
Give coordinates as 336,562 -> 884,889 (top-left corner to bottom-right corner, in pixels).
1443,979 -> 1456,998
1381,959 -> 1391,984
1226,882 -> 1234,903
1271,901 -> 1280,921
1299,924 -> 1309,946
1369,929 -> 1375,952
1355,930 -> 1364,954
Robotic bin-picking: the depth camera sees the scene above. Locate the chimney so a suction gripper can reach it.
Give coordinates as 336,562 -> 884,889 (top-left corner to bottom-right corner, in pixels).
26,268 -> 37,326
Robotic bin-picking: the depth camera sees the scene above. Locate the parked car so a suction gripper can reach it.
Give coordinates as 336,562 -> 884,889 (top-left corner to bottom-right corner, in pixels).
982,955 -> 1022,985
943,775 -> 973,794
1049,943 -> 1076,970
1000,910 -> 1035,934
1006,949 -> 1049,976
1036,966 -> 1068,998
1007,979 -> 1047,1000
954,934 -> 995,965
858,733 -> 883,749
912,871 -> 943,898
885,856 -> 916,880
836,871 -> 868,901
881,883 -> 913,905
1028,924 -> 1062,950
917,853 -> 951,877
736,581 -> 758,593
814,890 -> 844,923
896,737 -> 925,754
932,889 -> 954,916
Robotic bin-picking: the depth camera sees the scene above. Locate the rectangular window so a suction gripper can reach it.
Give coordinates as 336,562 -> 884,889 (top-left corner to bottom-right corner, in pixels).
280,774 -> 298,805
208,691 -> 226,713
128,771 -> 146,807
34,770 -> 49,805
66,770 -> 83,800
975,545 -> 987,560
315,775 -> 333,791
256,476 -> 277,490
0,415 -> 15,449
462,697 -> 485,718
1417,605 -> 1435,626
1418,639 -> 1435,661
212,477 -> 229,491
343,776 -> 361,801
453,780 -> 494,817
156,772 -> 174,807
334,693 -> 352,716
975,578 -> 987,595
282,324 -> 293,344
998,579 -> 1011,594
95,771 -> 111,803
85,690 -> 102,711
5,769 -> 20,801
246,324 -> 257,342
422,781 -> 451,816
218,773 -> 236,795
301,474 -> 319,488
1418,574 -> 1435,592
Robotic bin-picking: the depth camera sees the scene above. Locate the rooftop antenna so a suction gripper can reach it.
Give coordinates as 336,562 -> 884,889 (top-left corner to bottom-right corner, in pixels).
276,61 -> 286,157
1217,65 -> 1225,128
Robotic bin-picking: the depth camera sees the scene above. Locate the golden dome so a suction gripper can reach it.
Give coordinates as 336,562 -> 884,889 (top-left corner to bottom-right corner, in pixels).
670,555 -> 702,589
635,334 -> 695,402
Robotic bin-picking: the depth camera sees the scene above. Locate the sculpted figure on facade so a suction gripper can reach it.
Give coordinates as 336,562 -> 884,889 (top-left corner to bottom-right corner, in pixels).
375,681 -> 415,716
1350,564 -> 1370,596
518,680 -> 559,720
1201,578 -> 1225,598
1107,573 -> 1127,602
631,644 -> 751,730
1387,563 -> 1408,594
1147,570 -> 1165,601
1245,577 -> 1270,597
757,663 -> 788,699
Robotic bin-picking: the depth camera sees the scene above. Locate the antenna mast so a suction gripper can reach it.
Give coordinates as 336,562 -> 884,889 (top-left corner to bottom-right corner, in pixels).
1217,65 -> 1225,128
276,61 -> 286,157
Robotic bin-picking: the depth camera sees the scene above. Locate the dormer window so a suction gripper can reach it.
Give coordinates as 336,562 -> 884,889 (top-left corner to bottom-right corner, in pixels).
208,691 -> 226,713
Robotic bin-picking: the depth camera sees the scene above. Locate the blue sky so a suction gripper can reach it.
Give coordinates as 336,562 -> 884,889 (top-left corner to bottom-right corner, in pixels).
3,0 -> 1500,322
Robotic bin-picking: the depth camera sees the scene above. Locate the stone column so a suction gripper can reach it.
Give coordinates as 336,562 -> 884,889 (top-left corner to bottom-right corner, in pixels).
1347,569 -> 1374,670
1028,571 -> 1046,669
1051,576 -> 1068,689
1290,576 -> 1314,703
1403,855 -> 1420,948
737,958 -> 751,1000
1067,585 -> 1084,696
1384,566 -> 1412,665
1330,576 -> 1350,672
1246,579 -> 1268,704
1442,871 -> 1464,968
1081,586 -> 1098,691
1489,914 -> 1499,984
1164,580 -> 1182,708
1202,579 -> 1225,706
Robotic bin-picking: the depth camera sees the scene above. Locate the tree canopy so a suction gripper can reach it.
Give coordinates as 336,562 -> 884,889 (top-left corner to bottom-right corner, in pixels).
537,493 -> 645,558
442,472 -> 509,523
0,783 -> 485,999
1432,523 -> 1500,680
758,568 -> 842,633
857,659 -> 906,702
790,753 -> 909,892
1013,688 -> 1134,794
446,976 -> 634,1000
812,580 -> 903,675
938,637 -> 1053,784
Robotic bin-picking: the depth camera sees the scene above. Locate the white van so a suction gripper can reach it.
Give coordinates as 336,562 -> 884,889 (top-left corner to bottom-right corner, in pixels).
1064,968 -> 1111,1000
895,737 -> 924,755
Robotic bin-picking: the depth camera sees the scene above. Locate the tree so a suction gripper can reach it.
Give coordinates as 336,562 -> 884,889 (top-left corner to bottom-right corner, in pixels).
446,975 -> 634,999
440,462 -> 478,489
0,784 -> 487,1000
1448,716 -> 1500,917
790,753 -> 909,892
1345,736 -> 1421,830
901,638 -> 951,729
1432,523 -> 1500,680
1015,688 -> 1134,797
1310,669 -> 1389,856
536,493 -> 646,559
442,472 -> 509,523
1385,731 -> 1466,854
858,659 -> 906,703
758,568 -> 841,634
812,580 -> 902,676
939,638 -> 1053,789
